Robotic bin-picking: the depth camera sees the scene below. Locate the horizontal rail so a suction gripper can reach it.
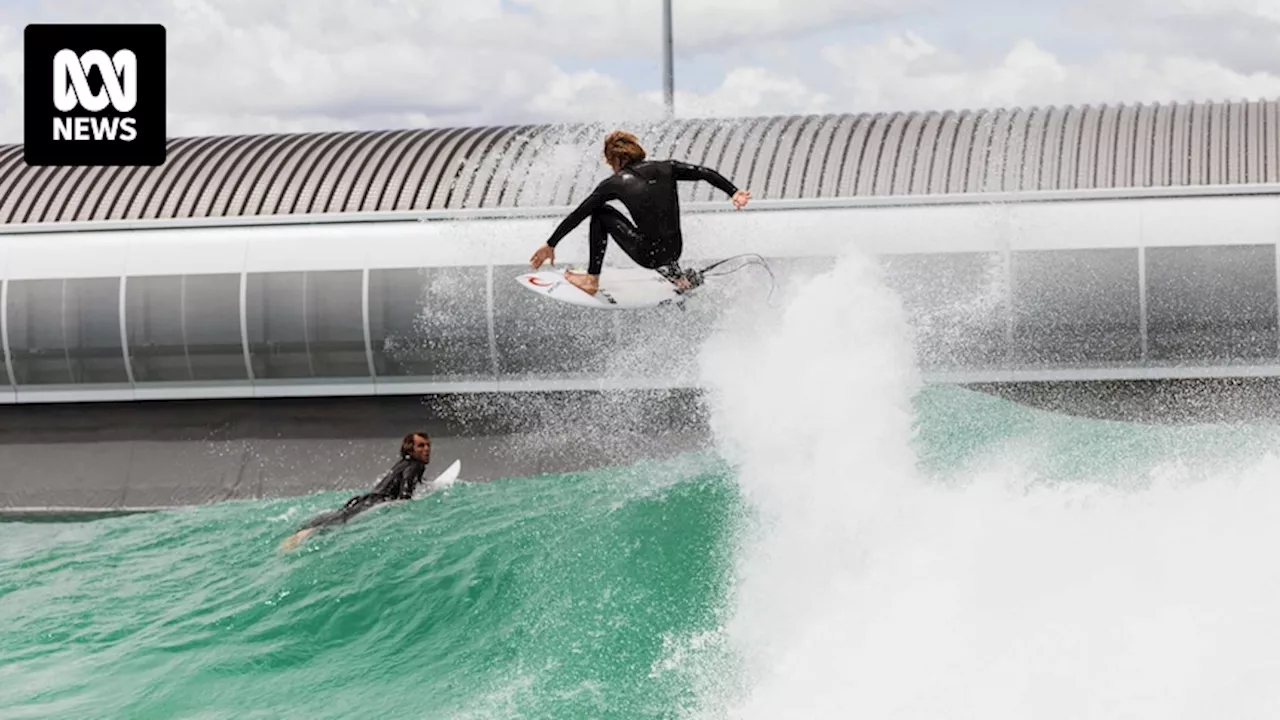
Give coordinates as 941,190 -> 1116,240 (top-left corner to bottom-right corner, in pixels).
6,363 -> 1280,405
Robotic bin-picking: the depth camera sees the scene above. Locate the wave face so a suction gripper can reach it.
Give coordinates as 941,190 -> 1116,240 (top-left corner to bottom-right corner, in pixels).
0,458 -> 741,719
6,247 -> 1280,719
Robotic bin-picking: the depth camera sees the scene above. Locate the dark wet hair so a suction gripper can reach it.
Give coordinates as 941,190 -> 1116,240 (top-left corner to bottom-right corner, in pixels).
400,431 -> 430,457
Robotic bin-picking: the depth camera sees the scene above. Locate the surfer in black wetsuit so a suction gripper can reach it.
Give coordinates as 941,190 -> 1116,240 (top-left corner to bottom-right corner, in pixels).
279,432 -> 432,551
529,130 -> 752,296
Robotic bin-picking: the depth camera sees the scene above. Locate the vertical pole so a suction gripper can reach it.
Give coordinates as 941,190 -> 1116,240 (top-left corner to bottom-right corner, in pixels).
362,266 -> 376,381
1139,245 -> 1148,362
1,279 -> 16,389
486,263 -> 499,380
239,270 -> 254,382
118,275 -> 135,386
662,0 -> 674,118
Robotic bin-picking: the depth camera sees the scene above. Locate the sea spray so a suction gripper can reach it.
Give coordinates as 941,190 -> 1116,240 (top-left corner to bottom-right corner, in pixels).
696,246 -> 1280,718
696,246 -> 926,713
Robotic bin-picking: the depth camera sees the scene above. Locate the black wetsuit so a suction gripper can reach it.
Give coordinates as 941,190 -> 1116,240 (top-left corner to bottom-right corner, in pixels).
297,456 -> 428,531
545,159 -> 740,276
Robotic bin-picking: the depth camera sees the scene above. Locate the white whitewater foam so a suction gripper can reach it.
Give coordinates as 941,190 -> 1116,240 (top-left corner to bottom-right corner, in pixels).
695,245 -> 1280,719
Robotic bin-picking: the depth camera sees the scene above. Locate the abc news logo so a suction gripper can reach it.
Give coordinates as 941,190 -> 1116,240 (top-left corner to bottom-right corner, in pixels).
24,24 -> 166,167
53,49 -> 139,142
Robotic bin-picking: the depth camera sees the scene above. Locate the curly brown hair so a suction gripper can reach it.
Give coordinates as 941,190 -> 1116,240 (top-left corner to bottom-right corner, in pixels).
603,130 -> 646,171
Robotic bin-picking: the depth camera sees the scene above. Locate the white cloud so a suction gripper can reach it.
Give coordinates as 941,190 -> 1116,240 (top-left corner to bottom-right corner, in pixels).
0,23 -> 22,144
818,32 -> 1280,113
661,67 -> 834,118
524,69 -> 658,124
1071,0 -> 1280,76
504,0 -> 927,56
0,0 -> 896,142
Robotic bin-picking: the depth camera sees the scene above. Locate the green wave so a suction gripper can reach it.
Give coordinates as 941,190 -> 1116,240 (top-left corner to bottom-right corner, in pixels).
6,386 -> 1280,719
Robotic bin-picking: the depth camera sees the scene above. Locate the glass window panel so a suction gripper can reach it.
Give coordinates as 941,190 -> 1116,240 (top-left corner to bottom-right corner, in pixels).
183,274 -> 248,380
126,275 -> 190,382
246,272 -> 308,379
878,252 -> 1008,371
126,274 -> 247,382
308,270 -> 368,377
1146,244 -> 1278,363
368,266 -> 493,379
7,279 -> 72,385
6,277 -> 127,385
0,284 -> 10,389
1011,248 -> 1142,366
66,277 -> 129,384
245,270 -> 368,379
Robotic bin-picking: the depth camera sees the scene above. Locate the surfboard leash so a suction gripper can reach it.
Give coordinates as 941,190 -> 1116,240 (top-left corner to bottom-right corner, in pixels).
694,253 -> 778,304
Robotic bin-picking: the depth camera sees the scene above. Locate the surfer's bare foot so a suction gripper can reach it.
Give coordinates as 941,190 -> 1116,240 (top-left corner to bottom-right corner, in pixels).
278,528 -> 314,553
565,270 -> 599,295
673,276 -> 692,292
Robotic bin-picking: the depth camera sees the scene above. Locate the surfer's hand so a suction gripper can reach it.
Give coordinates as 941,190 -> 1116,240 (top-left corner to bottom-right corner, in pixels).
530,244 -> 555,269
732,190 -> 751,209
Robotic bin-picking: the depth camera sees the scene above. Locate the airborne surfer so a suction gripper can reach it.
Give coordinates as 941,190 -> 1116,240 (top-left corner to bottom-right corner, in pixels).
279,432 -> 433,552
528,130 -> 752,296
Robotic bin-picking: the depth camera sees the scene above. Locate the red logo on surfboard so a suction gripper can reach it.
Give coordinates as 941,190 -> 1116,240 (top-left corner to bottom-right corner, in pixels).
526,276 -> 551,287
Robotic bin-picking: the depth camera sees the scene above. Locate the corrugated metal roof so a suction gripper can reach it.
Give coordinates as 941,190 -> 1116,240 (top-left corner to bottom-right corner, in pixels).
2,98 -> 1278,226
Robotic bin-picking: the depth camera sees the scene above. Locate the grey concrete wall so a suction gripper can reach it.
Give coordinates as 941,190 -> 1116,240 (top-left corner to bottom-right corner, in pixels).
8,380 -> 1280,512
0,390 -> 712,511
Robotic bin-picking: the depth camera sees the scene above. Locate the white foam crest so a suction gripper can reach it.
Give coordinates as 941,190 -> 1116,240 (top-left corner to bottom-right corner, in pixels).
696,246 -> 1280,718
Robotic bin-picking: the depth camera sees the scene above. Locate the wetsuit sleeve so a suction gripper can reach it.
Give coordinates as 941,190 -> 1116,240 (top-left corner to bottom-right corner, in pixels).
671,160 -> 739,196
545,180 -> 616,248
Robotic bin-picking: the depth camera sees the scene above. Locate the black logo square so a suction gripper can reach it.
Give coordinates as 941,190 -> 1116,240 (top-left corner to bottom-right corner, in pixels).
23,23 -> 167,167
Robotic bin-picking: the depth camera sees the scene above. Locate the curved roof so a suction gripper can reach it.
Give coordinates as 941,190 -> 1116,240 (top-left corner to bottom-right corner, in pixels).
1,98 -> 1278,227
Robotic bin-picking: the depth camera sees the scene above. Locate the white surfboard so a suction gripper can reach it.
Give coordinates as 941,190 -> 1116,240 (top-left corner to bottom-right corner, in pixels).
420,459 -> 461,495
516,266 -> 686,309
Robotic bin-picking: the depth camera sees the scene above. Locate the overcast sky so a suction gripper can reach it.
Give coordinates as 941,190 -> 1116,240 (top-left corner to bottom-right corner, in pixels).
1,0 -> 1278,144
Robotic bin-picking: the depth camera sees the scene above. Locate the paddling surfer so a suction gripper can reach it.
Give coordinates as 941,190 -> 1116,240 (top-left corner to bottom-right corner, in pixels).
279,432 -> 432,552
